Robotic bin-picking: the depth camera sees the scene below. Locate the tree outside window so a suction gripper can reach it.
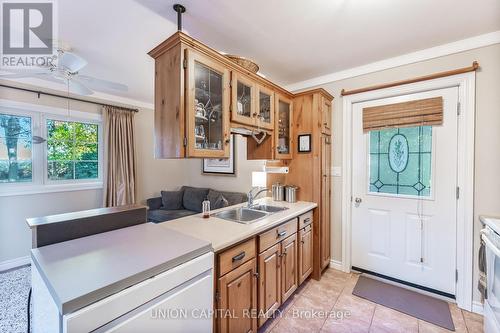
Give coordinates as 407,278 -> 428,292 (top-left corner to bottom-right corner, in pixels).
0,113 -> 32,183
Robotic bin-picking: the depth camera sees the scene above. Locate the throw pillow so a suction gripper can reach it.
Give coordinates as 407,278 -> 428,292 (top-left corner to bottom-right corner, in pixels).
160,190 -> 183,210
213,194 -> 229,210
183,187 -> 210,212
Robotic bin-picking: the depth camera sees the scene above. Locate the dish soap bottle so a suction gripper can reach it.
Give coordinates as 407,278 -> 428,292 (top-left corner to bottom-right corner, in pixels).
202,197 -> 210,219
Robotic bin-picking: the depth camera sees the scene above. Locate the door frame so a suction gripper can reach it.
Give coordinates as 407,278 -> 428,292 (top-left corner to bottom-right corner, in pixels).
341,72 -> 476,311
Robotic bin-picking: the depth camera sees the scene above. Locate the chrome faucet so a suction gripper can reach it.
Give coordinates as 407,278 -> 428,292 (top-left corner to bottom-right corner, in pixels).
247,187 -> 269,207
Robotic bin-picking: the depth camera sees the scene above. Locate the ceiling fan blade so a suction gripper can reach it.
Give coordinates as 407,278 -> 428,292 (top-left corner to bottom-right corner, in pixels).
59,51 -> 87,73
69,79 -> 93,95
77,75 -> 128,92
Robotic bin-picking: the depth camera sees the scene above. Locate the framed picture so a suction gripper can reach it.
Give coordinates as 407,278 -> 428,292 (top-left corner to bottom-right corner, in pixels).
202,135 -> 236,175
298,134 -> 311,153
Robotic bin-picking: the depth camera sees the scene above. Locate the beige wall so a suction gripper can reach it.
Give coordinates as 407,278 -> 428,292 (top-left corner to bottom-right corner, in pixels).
308,43 -> 500,303
0,83 -> 194,263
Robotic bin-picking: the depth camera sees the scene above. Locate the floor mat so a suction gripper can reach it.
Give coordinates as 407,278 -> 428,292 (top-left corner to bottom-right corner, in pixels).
353,275 -> 455,331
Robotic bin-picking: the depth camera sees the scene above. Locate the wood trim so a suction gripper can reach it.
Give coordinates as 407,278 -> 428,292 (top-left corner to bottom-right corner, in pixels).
341,61 -> 479,96
293,88 -> 334,101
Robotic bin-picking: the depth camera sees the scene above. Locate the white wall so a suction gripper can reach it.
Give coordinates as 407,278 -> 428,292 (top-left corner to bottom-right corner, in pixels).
185,135 -> 266,194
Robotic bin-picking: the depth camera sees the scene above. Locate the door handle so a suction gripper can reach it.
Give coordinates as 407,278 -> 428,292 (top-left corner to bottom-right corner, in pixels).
277,230 -> 287,238
354,197 -> 362,207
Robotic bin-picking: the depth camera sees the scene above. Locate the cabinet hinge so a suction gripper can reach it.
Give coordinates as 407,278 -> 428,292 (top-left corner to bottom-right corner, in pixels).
457,102 -> 461,116
183,137 -> 187,147
215,291 -> 221,302
456,186 -> 460,200
229,79 -> 232,88
183,58 -> 187,69
456,269 -> 459,282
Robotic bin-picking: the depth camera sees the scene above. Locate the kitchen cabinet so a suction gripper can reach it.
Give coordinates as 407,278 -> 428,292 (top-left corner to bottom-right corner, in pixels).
280,233 -> 298,302
231,71 -> 256,127
275,94 -> 293,159
256,84 -> 274,130
149,32 -> 294,159
265,88 -> 333,279
257,243 -> 281,327
218,258 -> 258,333
320,134 -> 332,269
298,212 -> 313,284
321,96 -> 332,135
257,218 -> 298,327
186,49 -> 231,158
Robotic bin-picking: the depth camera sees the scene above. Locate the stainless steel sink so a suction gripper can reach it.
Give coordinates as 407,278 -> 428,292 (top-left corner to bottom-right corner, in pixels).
249,204 -> 289,213
212,207 -> 268,224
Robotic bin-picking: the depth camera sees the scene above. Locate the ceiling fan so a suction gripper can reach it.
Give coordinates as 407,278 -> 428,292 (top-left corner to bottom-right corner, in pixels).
0,49 -> 128,95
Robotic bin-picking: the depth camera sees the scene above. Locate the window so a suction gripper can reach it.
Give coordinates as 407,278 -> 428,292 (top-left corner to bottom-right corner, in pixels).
47,120 -> 99,180
0,113 -> 33,183
369,126 -> 432,197
0,106 -> 102,195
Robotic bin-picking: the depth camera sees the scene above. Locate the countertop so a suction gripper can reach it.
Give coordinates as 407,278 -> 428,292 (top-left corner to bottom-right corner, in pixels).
31,222 -> 212,315
480,215 -> 500,235
160,198 -> 317,252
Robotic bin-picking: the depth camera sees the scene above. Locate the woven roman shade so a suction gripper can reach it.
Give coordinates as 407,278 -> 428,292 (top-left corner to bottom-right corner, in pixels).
363,97 -> 443,132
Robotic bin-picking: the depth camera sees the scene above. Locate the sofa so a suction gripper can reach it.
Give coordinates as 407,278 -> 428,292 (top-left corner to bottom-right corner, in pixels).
146,186 -> 247,223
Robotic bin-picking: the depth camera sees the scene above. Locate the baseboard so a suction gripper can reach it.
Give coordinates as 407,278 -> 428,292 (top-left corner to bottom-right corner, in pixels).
0,256 -> 30,272
472,301 -> 484,315
329,259 -> 345,272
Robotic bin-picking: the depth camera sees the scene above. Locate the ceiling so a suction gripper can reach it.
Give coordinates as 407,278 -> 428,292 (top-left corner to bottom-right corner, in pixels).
4,0 -> 500,105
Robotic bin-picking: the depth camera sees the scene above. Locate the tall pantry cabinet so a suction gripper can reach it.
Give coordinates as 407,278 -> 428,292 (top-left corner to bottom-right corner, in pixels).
266,88 -> 333,279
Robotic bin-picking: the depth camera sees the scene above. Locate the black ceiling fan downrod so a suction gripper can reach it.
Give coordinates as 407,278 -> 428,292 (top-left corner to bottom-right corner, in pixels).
173,4 -> 186,32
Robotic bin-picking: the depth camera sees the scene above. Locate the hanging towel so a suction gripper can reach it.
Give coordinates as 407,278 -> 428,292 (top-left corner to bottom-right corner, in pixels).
478,238 -> 487,299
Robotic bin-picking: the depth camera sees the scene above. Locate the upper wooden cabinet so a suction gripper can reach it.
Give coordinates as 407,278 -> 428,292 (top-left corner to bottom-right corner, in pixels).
275,94 -> 293,160
149,32 -> 294,159
231,71 -> 256,127
186,49 -> 231,158
321,96 -> 332,135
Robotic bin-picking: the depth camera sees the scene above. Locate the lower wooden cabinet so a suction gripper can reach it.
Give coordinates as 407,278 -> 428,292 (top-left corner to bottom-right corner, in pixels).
298,224 -> 313,284
281,233 -> 298,302
257,243 -> 281,327
218,258 -> 258,333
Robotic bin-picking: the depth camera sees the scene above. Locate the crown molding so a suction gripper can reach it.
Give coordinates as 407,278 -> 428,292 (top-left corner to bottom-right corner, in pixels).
285,30 -> 500,92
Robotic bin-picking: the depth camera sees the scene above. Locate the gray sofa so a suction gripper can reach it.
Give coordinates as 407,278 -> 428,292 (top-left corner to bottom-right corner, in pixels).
146,186 -> 247,223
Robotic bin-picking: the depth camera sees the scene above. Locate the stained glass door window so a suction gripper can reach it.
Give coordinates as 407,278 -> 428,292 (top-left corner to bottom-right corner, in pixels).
369,126 -> 432,197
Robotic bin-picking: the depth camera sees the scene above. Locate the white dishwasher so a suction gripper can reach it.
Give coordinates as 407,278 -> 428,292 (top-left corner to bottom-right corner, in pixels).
62,252 -> 214,333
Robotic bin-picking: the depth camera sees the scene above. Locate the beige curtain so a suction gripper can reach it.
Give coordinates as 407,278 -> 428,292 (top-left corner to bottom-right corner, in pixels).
103,106 -> 136,207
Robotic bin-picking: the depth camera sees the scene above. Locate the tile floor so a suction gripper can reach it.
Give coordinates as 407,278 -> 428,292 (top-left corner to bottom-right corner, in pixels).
258,268 -> 484,333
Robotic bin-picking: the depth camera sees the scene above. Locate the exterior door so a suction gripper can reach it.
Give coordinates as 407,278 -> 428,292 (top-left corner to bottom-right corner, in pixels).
351,87 -> 459,295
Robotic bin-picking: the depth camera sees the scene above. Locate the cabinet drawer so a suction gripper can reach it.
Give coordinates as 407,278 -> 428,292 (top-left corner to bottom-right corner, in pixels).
259,218 -> 298,252
298,211 -> 313,229
218,238 -> 256,277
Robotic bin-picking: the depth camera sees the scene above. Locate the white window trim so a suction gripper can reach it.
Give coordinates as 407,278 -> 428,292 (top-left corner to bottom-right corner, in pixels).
0,99 -> 103,196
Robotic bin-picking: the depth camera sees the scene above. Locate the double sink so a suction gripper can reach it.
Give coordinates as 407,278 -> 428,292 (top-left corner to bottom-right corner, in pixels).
212,204 -> 289,224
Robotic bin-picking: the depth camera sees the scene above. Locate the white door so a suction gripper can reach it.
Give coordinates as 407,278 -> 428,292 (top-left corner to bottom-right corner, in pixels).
351,87 -> 459,295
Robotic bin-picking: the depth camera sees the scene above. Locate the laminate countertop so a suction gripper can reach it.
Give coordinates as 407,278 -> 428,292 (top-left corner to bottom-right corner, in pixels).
160,198 -> 317,252
31,223 -> 212,315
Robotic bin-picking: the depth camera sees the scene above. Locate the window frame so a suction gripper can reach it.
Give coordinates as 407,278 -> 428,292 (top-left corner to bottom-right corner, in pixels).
0,101 -> 103,196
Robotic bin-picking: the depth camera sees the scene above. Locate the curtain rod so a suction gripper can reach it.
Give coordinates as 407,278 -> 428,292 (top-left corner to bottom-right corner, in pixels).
341,61 -> 480,96
0,83 -> 139,112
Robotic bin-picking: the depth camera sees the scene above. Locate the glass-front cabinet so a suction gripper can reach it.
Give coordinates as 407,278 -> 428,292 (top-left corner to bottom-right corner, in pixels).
231,72 -> 255,127
186,49 -> 230,158
275,94 -> 293,159
256,84 -> 274,130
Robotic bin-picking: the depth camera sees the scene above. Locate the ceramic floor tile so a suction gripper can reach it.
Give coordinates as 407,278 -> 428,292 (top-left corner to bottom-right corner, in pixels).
302,280 -> 342,310
272,295 -> 328,333
418,320 -> 456,333
448,303 -> 468,333
462,309 -> 484,333
341,274 -> 361,295
258,314 -> 281,333
370,305 -> 418,333
334,293 -> 376,321
321,314 -> 371,333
